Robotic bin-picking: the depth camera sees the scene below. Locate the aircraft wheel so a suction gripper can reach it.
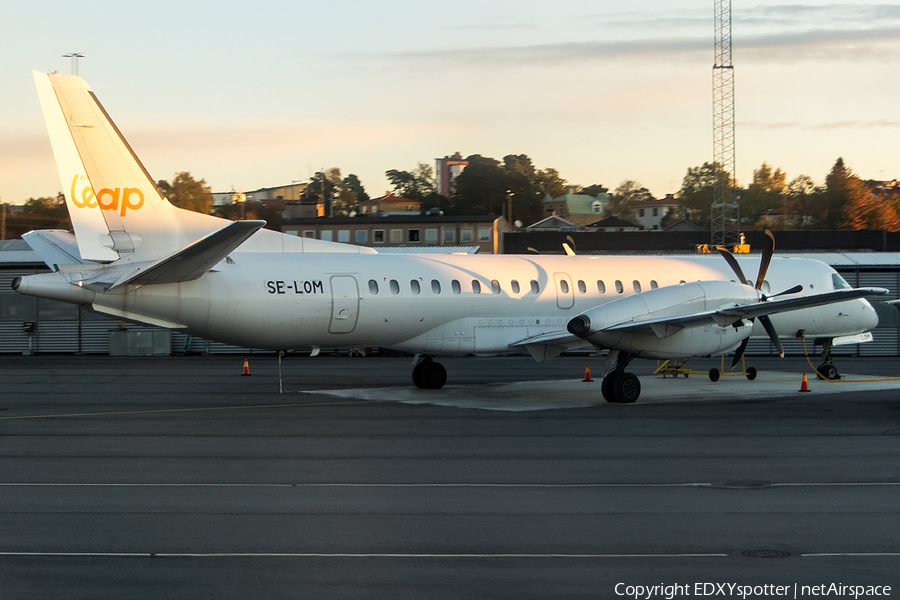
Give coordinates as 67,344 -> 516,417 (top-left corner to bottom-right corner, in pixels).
708,368 -> 720,382
613,372 -> 641,404
420,361 -> 447,389
746,367 -> 757,380
601,372 -> 619,403
412,362 -> 426,388
817,363 -> 839,381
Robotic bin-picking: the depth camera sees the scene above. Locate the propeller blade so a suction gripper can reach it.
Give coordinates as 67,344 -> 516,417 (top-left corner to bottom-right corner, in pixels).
716,246 -> 748,285
755,230 -> 776,290
566,235 -> 576,254
759,315 -> 784,358
771,284 -> 803,298
731,337 -> 750,368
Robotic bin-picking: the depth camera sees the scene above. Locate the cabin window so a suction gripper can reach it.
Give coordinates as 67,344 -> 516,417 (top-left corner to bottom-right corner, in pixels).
355,230 -> 368,243
560,280 -> 569,294
373,230 -> 385,244
650,280 -> 658,289
410,280 -> 421,294
472,280 -> 482,294
368,280 -> 378,294
577,280 -> 586,294
511,280 -> 520,294
390,279 -> 400,295
633,280 -> 642,293
615,280 -> 624,293
597,280 -> 606,294
530,280 -> 540,294
431,279 -> 441,294
491,280 -> 501,294
452,279 -> 461,294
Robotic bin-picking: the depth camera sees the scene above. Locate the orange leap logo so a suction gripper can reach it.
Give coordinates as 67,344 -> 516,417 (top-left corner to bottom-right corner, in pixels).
70,175 -> 144,216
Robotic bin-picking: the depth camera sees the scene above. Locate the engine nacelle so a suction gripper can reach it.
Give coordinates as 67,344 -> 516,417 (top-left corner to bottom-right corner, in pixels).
567,280 -> 758,359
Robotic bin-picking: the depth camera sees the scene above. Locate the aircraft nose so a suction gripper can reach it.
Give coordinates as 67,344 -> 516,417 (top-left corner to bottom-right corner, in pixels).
861,299 -> 879,330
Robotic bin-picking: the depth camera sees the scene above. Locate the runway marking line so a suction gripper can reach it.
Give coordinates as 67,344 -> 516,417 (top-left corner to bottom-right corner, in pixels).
1,482 -> 899,488
0,399 -> 386,421
0,551 -> 728,558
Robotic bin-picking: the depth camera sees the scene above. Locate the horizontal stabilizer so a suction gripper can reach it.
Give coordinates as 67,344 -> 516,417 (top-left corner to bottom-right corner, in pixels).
108,220 -> 266,290
22,230 -> 89,269
607,287 -> 888,335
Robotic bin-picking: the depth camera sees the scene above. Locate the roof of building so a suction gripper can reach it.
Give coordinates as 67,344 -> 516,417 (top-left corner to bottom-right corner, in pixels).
640,196 -> 679,207
361,192 -> 420,205
662,218 -> 706,232
588,215 -> 640,229
525,215 -> 581,231
543,190 -> 608,215
284,215 -> 501,225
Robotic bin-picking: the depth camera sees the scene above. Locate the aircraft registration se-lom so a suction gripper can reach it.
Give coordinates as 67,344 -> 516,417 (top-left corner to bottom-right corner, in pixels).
13,72 -> 888,403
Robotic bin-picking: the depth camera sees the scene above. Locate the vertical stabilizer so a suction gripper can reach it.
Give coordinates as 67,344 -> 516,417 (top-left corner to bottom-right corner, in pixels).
33,72 -> 225,261
33,72 -> 118,261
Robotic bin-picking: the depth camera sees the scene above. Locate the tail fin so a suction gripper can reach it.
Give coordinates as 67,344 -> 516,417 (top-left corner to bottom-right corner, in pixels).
33,71 -> 224,261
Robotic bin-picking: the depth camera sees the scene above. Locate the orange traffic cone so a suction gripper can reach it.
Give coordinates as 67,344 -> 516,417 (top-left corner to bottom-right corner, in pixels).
583,364 -> 594,382
798,373 -> 810,392
242,359 -> 251,376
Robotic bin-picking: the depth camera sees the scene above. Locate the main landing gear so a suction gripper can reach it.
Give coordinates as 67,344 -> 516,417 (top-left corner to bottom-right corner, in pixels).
815,338 -> 840,380
412,357 -> 447,389
601,352 -> 641,404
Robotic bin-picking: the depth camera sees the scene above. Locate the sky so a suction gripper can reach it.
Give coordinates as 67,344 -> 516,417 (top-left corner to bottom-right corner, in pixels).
2,1 -> 899,205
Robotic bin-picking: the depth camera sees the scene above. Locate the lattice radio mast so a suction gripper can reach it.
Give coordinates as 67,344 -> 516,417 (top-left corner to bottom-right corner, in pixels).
711,0 -> 739,247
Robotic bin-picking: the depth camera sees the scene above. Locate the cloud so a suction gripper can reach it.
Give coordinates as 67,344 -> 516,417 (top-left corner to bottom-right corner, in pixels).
741,118 -> 900,131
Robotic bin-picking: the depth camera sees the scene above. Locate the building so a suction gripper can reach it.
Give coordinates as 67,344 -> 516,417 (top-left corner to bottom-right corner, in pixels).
586,215 -> 641,232
542,190 -> 609,226
282,215 -> 509,254
357,192 -> 421,216
634,195 -> 679,230
435,153 -> 468,198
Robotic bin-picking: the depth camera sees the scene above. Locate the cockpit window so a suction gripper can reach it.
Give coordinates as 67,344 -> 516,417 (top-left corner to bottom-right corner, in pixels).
832,273 -> 851,289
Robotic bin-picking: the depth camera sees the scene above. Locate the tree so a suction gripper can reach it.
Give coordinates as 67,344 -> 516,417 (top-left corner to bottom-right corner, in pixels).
385,163 -> 435,201
451,155 -> 507,215
305,167 -> 357,216
580,184 -> 609,197
6,196 -> 71,238
157,172 -> 213,214
676,162 -> 734,228
343,174 -> 369,204
784,174 -> 820,230
608,180 -> 653,221
743,162 -> 786,226
212,200 -> 283,231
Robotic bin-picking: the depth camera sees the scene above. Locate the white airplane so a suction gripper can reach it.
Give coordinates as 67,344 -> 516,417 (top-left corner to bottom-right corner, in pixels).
13,72 -> 887,403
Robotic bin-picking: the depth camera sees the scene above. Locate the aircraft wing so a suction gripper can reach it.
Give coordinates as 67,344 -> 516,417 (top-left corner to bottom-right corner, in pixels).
108,220 -> 266,290
510,330 -> 586,362
605,287 -> 888,337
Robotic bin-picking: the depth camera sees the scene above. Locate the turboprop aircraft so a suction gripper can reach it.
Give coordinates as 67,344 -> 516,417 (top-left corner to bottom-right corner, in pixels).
13,71 -> 888,403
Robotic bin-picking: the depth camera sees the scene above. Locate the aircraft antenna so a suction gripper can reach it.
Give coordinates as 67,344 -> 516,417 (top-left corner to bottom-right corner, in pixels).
711,0 -> 739,247
62,53 -> 86,76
